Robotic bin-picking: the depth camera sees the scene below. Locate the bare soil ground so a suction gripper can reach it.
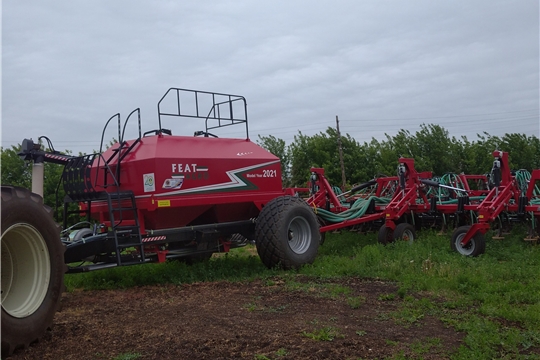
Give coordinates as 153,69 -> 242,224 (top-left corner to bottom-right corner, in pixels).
9,277 -> 463,359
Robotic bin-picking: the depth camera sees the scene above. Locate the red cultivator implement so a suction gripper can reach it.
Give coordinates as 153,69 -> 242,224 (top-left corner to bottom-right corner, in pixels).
306,151 -> 539,254
450,151 -> 540,255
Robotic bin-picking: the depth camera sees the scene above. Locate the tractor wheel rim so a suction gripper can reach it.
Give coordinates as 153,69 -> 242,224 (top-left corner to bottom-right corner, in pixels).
288,216 -> 311,255
1,223 -> 51,318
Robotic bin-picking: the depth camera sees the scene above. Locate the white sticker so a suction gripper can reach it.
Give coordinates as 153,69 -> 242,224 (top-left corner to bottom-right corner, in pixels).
162,175 -> 184,189
143,173 -> 155,192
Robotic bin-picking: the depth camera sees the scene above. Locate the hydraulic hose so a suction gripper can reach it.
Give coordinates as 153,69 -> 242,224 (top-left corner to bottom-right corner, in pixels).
516,169 -> 540,205
316,196 -> 391,223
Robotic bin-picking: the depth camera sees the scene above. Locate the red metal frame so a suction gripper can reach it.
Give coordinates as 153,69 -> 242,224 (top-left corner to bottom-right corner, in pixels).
305,159 -> 436,233
457,174 -> 490,197
382,158 -> 433,230
458,151 -> 523,246
305,168 -> 392,232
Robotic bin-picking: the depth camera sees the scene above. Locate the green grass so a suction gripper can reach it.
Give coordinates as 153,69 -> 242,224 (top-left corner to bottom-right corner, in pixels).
112,353 -> 142,360
346,295 -> 366,309
65,251 -> 276,290
302,326 -> 344,341
65,227 -> 540,359
253,348 -> 287,360
410,337 -> 443,355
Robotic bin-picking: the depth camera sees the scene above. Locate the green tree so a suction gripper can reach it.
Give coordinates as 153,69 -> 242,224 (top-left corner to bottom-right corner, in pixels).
377,125 -> 463,176
273,124 -> 539,187
289,132 -> 315,187
1,144 -> 70,220
1,145 -> 31,189
373,135 -> 403,176
498,133 -> 540,171
257,135 -> 291,186
356,138 -> 400,179
460,133 -> 503,175
412,124 -> 462,175
287,127 -> 368,188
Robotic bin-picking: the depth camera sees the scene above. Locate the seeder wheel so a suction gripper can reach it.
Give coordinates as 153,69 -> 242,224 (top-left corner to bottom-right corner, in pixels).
255,196 -> 320,269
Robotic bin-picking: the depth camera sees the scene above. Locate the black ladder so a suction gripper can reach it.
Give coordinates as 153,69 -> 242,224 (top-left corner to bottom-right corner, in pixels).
105,190 -> 145,265
60,153 -> 145,266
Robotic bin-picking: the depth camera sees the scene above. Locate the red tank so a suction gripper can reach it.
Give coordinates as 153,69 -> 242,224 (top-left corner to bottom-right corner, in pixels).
94,134 -> 283,231
87,88 -> 285,232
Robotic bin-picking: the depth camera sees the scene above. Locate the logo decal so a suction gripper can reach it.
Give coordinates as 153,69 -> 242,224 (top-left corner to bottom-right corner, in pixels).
143,173 -> 155,192
171,163 -> 209,180
156,160 -> 279,196
162,175 -> 184,189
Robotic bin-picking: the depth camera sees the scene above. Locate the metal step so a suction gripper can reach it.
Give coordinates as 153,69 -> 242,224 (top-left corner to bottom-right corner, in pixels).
104,190 -> 144,266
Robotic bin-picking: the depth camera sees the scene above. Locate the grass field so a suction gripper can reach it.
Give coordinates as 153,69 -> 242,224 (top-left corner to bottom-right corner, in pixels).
65,228 -> 540,359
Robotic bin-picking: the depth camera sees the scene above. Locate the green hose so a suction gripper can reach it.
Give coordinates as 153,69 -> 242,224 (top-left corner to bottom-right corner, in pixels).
315,196 -> 391,223
515,169 -> 540,205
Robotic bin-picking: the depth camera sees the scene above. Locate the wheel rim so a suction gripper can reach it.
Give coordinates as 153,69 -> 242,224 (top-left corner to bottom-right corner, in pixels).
402,229 -> 414,244
287,216 -> 311,254
1,223 -> 51,318
454,232 -> 475,256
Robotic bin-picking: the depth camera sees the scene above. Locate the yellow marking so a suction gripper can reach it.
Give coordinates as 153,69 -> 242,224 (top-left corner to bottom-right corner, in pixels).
478,215 -> 484,219
158,200 -> 171,207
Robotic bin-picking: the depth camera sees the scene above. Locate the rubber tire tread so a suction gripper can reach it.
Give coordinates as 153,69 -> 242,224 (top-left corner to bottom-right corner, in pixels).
255,196 -> 320,270
377,225 -> 394,245
1,186 -> 65,357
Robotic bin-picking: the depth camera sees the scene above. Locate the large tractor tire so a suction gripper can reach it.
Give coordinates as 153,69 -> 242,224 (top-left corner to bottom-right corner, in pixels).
255,196 -> 320,270
1,186 -> 65,357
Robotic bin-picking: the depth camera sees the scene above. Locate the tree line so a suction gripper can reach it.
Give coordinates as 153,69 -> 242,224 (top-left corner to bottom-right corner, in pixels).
257,123 -> 540,188
1,123 -> 539,209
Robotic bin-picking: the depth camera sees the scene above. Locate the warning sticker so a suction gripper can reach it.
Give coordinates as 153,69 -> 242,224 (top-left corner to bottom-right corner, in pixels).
157,200 -> 171,207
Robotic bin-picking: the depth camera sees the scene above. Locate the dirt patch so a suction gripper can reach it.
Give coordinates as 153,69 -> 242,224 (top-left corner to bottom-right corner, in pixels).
9,277 -> 463,359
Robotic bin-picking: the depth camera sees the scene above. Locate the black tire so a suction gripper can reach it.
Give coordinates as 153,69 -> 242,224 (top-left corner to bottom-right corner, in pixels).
1,186 -> 65,357
255,196 -> 320,270
378,225 -> 394,245
450,225 -> 486,256
393,223 -> 416,244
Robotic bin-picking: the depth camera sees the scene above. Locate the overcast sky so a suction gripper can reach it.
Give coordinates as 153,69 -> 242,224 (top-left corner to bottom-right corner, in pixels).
2,1 -> 539,155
